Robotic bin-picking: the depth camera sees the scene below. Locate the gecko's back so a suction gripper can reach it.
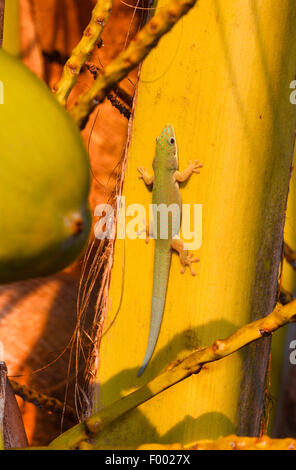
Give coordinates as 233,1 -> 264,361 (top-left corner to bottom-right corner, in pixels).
138,125 -> 181,376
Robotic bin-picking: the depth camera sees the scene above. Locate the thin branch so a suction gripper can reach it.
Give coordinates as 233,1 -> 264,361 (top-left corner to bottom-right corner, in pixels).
10,380 -> 77,423
105,92 -> 131,119
284,241 -> 296,270
85,61 -> 134,108
70,0 -> 200,129
48,300 -> 296,450
279,285 -> 294,305
85,61 -> 132,117
0,0 -> 5,48
54,0 -> 113,106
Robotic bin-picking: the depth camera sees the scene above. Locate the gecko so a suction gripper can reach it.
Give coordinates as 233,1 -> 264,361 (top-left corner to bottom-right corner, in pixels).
137,124 -> 203,376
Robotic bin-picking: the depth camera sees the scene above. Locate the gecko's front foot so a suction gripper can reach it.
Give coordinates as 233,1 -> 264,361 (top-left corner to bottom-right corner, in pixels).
137,166 -> 154,185
189,160 -> 203,174
174,160 -> 203,183
171,239 -> 200,276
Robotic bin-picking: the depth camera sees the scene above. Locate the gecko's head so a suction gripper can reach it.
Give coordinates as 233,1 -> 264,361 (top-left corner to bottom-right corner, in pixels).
153,124 -> 178,171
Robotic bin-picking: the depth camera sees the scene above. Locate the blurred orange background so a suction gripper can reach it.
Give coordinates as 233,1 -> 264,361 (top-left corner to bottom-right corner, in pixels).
0,0 -> 141,445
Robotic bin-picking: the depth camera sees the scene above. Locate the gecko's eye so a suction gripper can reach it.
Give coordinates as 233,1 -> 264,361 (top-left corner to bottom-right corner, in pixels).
169,137 -> 175,145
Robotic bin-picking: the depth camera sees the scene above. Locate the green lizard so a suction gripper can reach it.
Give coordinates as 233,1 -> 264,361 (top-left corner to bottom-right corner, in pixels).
137,124 -> 203,376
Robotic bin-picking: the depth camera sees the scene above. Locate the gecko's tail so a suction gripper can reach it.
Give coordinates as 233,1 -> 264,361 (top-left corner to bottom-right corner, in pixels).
137,296 -> 165,377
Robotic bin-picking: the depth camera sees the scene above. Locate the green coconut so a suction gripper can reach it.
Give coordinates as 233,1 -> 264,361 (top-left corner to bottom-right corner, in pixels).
0,49 -> 91,283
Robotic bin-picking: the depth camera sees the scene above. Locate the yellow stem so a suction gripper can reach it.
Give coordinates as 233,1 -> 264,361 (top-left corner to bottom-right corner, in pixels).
48,300 -> 296,450
54,0 -> 113,106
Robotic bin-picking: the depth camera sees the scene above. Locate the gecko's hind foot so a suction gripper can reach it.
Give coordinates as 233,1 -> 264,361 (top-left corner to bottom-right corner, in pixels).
180,253 -> 200,276
171,238 -> 200,276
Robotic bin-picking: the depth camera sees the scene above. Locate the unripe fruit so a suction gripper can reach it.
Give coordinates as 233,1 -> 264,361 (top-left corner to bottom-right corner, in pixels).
0,49 -> 91,283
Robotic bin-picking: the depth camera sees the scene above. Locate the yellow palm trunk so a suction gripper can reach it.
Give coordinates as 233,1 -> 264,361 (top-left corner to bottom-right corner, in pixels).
94,0 -> 296,447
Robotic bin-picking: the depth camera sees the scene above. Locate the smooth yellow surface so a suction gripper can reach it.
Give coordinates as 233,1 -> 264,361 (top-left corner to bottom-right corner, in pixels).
2,0 -> 19,56
95,0 -> 296,446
